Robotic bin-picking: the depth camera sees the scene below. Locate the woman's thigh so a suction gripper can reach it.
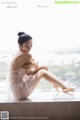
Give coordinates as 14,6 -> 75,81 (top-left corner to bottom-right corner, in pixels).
27,69 -> 46,92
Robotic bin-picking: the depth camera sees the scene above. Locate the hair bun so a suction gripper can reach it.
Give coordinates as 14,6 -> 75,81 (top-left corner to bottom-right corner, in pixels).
17,32 -> 26,37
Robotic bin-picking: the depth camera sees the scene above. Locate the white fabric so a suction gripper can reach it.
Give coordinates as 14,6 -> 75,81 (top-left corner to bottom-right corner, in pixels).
9,69 -> 34,100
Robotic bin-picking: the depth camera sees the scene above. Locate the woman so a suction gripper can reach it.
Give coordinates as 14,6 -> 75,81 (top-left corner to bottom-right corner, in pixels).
9,32 -> 75,100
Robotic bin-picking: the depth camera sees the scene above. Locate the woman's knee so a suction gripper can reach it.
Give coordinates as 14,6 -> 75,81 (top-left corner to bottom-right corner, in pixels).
37,69 -> 47,77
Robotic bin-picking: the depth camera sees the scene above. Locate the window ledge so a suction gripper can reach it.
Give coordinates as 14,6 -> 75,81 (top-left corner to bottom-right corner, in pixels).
0,91 -> 80,102
0,91 -> 80,120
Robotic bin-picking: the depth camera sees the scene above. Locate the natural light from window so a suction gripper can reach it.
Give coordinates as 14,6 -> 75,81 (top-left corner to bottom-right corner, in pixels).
0,0 -> 80,101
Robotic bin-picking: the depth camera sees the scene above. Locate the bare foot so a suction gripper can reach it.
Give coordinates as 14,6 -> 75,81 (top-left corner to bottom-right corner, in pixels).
62,87 -> 75,93
53,83 -> 75,95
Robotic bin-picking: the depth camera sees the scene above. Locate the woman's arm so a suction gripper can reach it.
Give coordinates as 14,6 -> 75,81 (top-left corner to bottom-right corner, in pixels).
25,64 -> 48,75
21,53 -> 48,75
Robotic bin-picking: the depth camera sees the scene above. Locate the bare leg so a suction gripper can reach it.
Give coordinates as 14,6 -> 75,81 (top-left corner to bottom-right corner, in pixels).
28,69 -> 75,94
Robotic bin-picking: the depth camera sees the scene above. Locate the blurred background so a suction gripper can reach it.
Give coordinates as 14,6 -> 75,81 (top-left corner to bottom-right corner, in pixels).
0,0 -> 80,94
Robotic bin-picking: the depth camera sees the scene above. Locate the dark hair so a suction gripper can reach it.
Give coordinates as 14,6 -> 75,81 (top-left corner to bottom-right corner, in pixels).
17,32 -> 32,45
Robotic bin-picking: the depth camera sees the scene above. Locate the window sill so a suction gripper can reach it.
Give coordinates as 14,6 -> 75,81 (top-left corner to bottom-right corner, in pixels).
0,91 -> 80,120
0,91 -> 80,102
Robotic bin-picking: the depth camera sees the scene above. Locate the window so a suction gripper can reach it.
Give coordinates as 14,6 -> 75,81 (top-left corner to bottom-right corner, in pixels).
0,0 -> 80,101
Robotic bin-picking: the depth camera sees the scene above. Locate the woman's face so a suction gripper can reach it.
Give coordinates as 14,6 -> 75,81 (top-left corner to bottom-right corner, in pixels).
19,39 -> 32,53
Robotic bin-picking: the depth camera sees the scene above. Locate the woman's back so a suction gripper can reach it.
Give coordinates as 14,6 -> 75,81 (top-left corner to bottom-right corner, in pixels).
11,51 -> 29,71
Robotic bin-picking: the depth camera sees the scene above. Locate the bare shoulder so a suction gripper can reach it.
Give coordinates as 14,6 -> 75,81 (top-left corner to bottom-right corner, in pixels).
20,52 -> 32,60
11,52 -> 32,70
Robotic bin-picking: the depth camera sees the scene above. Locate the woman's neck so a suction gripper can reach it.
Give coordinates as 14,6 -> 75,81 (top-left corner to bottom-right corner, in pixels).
19,49 -> 30,54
